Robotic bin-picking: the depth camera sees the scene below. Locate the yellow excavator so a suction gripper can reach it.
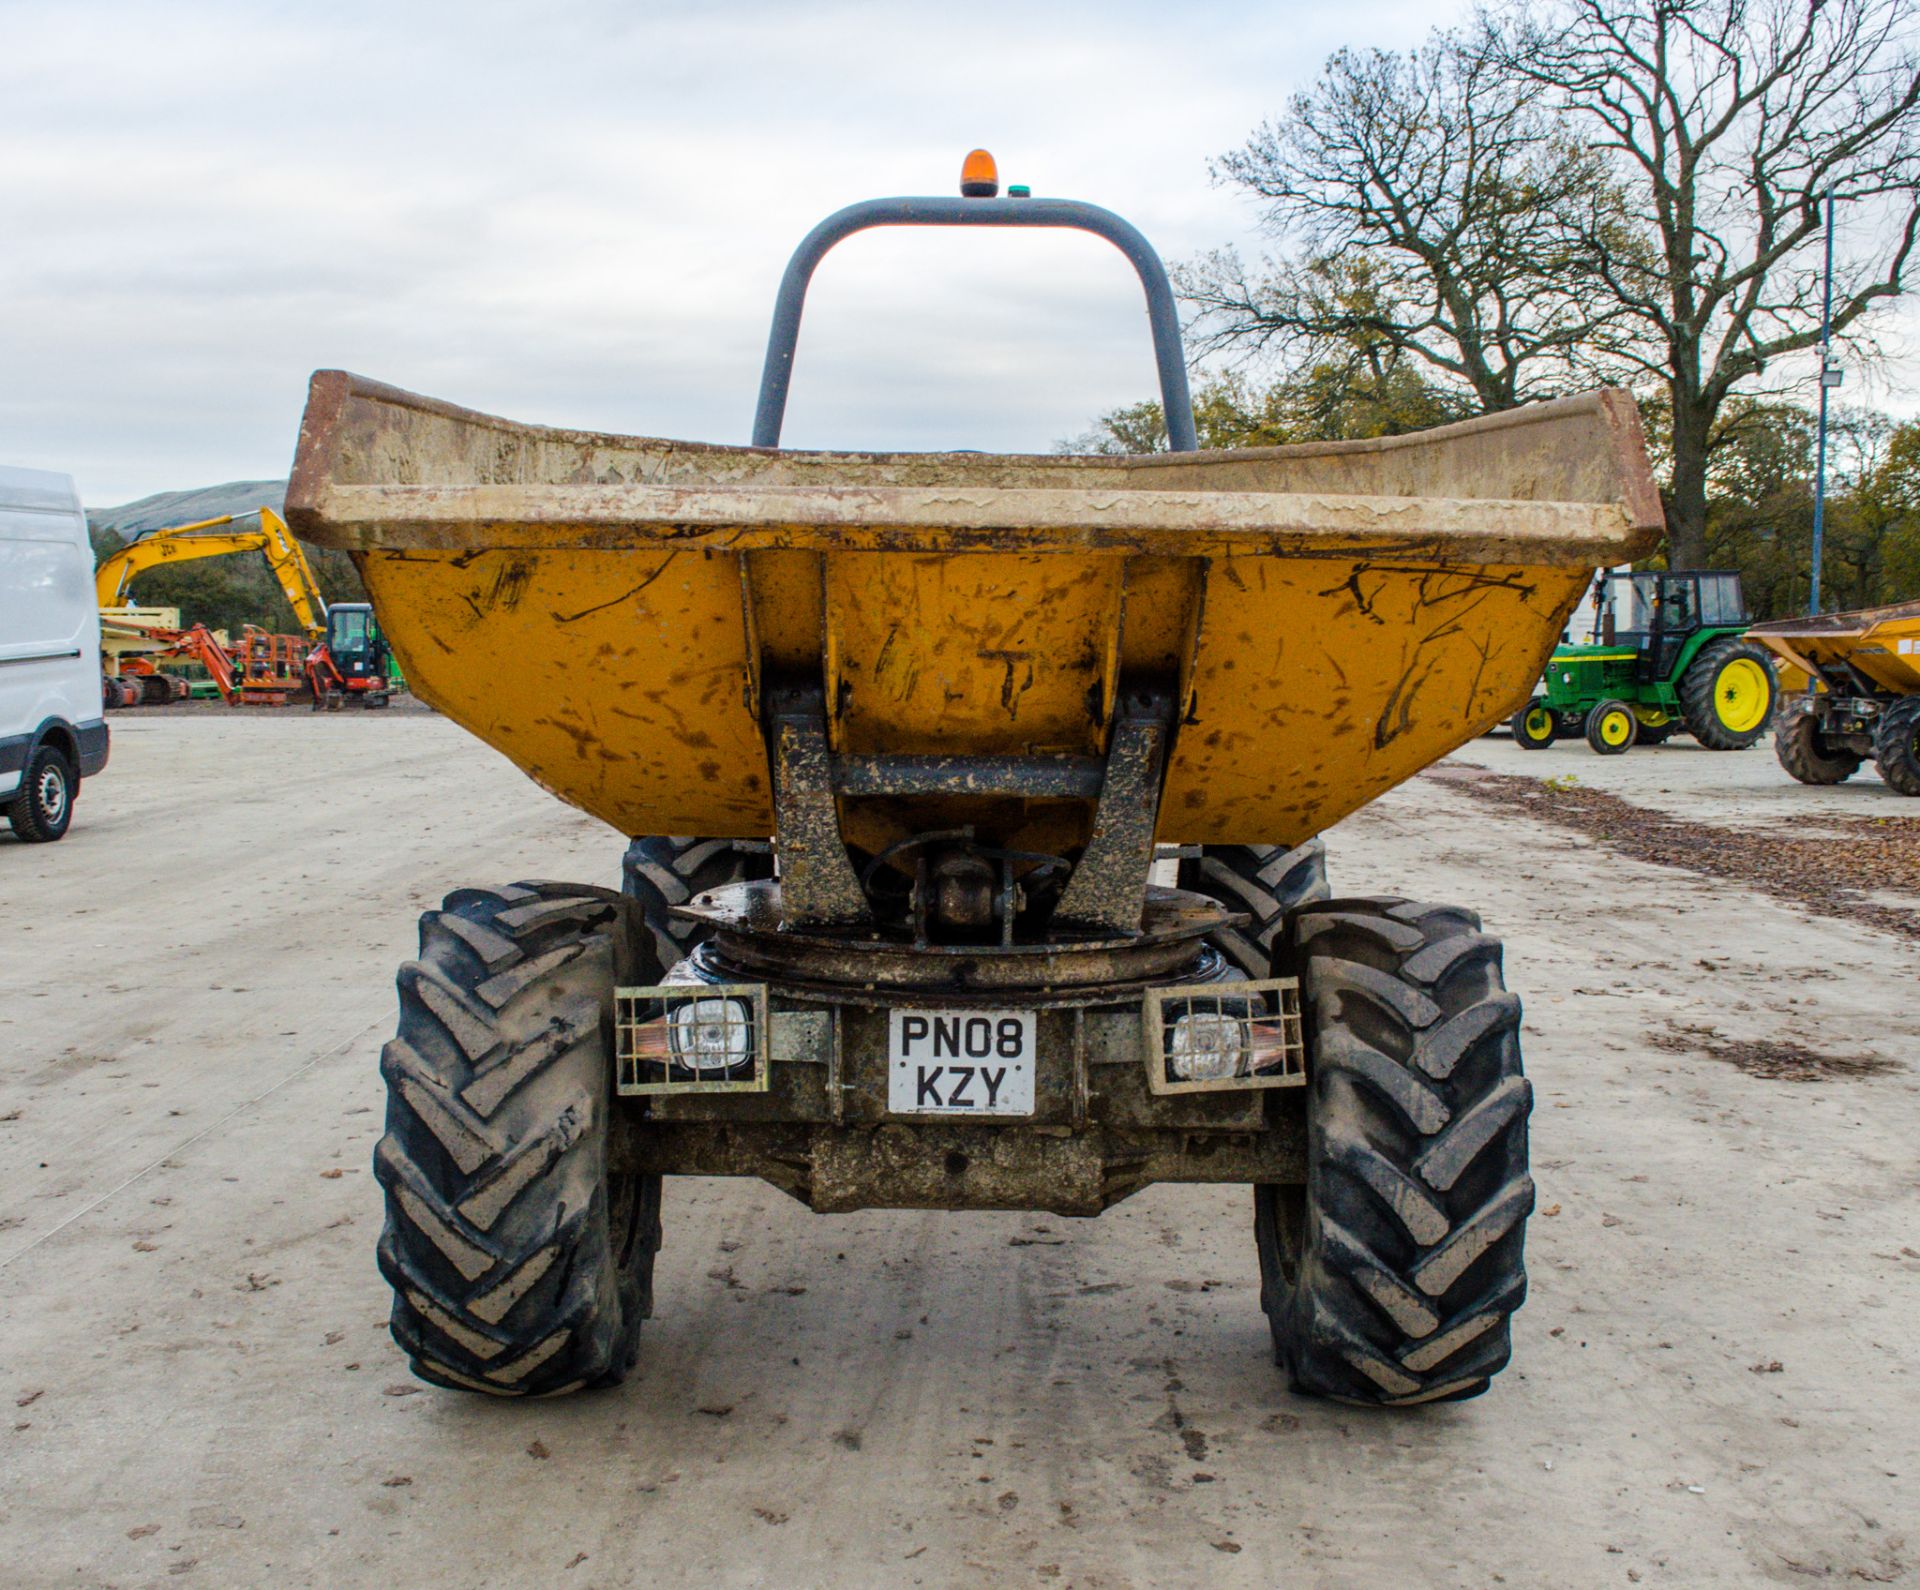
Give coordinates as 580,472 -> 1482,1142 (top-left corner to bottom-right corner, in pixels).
96,506 -> 339,707
96,506 -> 327,637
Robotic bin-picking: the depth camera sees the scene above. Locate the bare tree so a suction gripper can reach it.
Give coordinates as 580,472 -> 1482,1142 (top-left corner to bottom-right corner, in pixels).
1181,36 -> 1639,410
1490,0 -> 1920,568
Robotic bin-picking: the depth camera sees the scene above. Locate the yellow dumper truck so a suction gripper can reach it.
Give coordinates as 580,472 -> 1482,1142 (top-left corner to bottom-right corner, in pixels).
1749,599 -> 1920,794
289,158 -> 1662,1406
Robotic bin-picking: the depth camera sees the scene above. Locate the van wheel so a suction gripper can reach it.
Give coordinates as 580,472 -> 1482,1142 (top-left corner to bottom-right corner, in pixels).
7,745 -> 76,843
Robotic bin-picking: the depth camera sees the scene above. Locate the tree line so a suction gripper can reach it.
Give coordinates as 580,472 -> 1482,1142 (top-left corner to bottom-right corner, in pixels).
1077,0 -> 1920,615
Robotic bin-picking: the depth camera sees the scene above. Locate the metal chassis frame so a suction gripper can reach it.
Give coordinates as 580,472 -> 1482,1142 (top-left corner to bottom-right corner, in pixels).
751,194 -> 1198,452
761,679 -> 1178,937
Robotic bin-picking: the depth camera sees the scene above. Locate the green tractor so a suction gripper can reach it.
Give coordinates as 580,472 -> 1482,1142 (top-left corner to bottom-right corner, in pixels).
1511,570 -> 1777,755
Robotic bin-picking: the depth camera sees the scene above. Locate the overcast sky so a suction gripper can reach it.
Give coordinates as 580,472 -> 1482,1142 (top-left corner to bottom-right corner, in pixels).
4,0 -> 1914,507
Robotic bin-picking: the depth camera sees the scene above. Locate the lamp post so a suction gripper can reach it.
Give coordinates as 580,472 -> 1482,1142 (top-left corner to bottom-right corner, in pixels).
1810,191 -> 1840,615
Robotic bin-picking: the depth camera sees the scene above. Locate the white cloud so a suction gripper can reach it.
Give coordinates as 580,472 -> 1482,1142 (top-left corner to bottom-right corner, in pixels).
2,0 -> 1467,500
8,0 -> 1906,505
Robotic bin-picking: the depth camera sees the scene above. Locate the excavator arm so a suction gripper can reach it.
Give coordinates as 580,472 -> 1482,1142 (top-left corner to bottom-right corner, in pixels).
94,508 -> 329,639
254,508 -> 327,638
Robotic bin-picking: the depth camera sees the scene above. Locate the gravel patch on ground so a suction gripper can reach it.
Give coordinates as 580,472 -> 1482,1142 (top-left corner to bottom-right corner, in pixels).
1428,763 -> 1920,942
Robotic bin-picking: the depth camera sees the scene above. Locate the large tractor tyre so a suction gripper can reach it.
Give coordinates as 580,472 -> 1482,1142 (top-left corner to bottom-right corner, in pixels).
1509,699 -> 1557,750
374,881 -> 659,1396
1679,638 -> 1777,750
1874,697 -> 1920,796
1256,898 -> 1533,1406
6,743 -> 76,843
620,836 -> 775,982
1584,698 -> 1638,755
1775,701 -> 1862,786
1177,839 -> 1331,980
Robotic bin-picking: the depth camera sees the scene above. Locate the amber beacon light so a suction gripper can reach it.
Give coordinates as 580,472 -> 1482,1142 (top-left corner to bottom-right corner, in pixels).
959,148 -> 999,197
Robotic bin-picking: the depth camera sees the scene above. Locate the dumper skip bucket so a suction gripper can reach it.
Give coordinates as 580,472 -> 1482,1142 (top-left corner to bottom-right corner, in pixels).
287,176 -> 1662,871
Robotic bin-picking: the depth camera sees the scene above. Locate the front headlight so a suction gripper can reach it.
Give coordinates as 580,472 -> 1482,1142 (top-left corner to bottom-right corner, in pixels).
666,997 -> 753,1071
1145,979 -> 1305,1096
1167,1012 -> 1250,1081
615,983 -> 768,1095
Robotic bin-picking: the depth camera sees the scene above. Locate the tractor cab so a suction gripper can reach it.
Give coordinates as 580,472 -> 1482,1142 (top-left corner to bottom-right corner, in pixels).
1522,568 -> 1772,753
1599,570 -> 1748,683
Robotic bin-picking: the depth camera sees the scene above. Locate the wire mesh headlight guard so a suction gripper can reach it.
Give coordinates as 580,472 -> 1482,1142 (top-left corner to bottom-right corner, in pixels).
615,982 -> 770,1096
1141,978 -> 1304,1096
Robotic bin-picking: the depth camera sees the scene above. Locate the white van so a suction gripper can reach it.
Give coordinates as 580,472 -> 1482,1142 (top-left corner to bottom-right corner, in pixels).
1,467 -> 109,842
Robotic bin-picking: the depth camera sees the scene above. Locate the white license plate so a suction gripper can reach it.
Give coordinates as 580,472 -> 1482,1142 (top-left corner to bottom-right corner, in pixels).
887,1008 -> 1036,1116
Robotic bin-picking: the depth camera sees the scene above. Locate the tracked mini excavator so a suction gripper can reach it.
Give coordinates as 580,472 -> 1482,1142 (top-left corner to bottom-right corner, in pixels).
289,153 -> 1662,1406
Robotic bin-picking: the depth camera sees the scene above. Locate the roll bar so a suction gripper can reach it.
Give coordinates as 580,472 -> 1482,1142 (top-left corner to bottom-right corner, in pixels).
751,193 -> 1199,453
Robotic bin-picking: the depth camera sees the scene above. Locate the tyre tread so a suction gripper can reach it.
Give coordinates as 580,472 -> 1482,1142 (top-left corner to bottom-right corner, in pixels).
1773,701 -> 1861,785
1680,637 -> 1777,750
374,881 -> 651,1397
1874,697 -> 1920,796
621,837 -> 774,981
1175,840 -> 1330,979
1258,896 -> 1533,1406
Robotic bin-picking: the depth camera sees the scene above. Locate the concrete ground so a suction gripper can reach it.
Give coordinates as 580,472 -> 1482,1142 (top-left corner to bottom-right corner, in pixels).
2,712 -> 1915,1589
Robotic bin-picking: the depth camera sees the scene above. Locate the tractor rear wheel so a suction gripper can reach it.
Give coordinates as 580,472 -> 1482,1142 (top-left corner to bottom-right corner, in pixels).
1177,840 -> 1331,979
1874,697 -> 1920,796
621,836 -> 776,981
1257,898 -> 1532,1405
374,881 -> 657,1395
1680,638 -> 1777,750
1509,699 -> 1556,750
1584,698 -> 1638,755
1775,701 -> 1862,785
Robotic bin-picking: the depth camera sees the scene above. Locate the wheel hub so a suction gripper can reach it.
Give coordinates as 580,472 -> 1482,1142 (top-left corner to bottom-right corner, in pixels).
36,764 -> 66,821
1716,657 -> 1770,732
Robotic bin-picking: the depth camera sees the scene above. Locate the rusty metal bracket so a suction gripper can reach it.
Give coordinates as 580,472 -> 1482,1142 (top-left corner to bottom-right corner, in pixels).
765,681 -> 872,927
1053,684 -> 1175,936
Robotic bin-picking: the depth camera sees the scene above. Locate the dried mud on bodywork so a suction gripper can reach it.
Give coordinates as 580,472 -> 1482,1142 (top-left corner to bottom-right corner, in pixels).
1427,765 -> 1920,943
